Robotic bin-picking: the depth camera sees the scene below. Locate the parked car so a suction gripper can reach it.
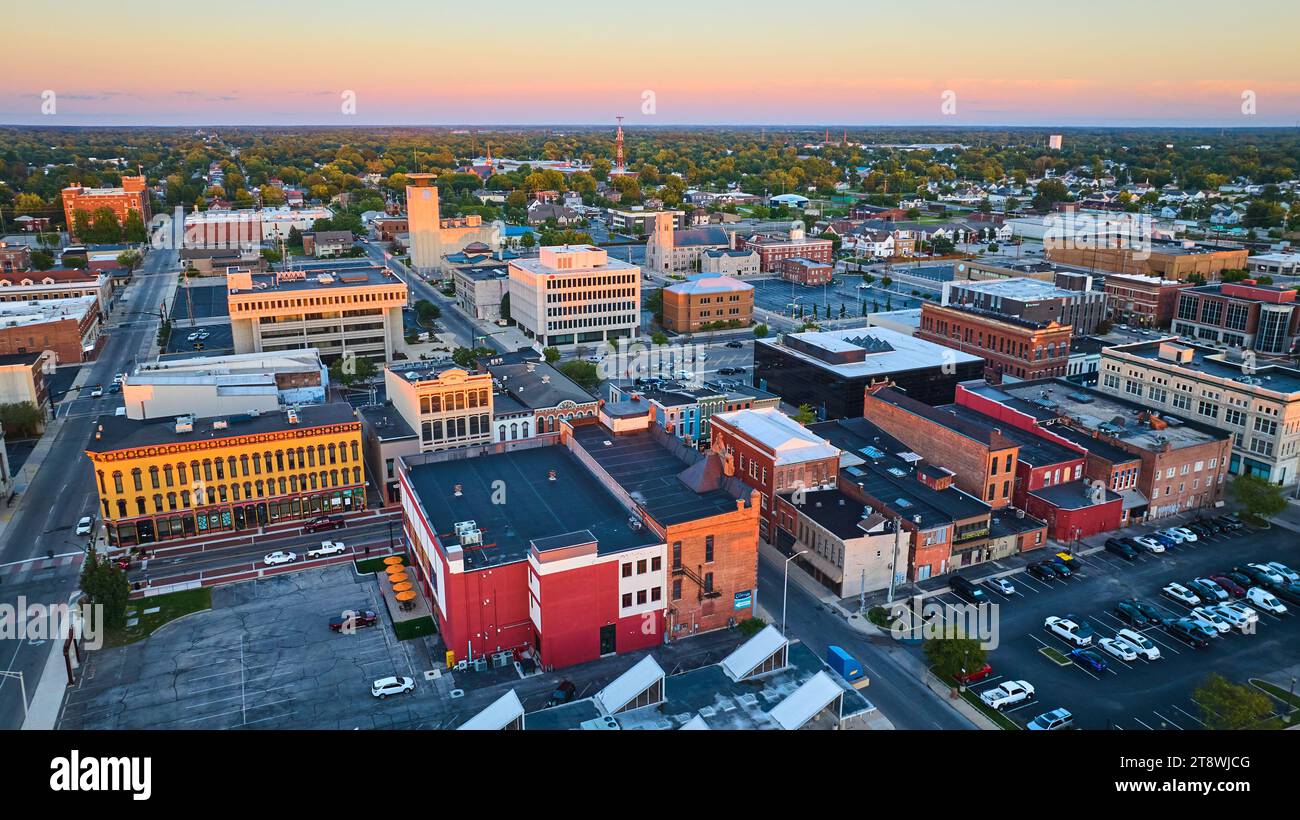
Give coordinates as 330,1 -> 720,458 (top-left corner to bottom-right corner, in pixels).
329,609 -> 379,632
979,680 -> 1035,711
1272,582 -> 1300,606
89,385 -> 103,398
75,516 -> 94,536
1189,606 -> 1231,634
1044,616 -> 1093,646
1104,538 -> 1139,561
1027,562 -> 1058,581
1070,648 -> 1109,673
304,516 -> 345,533
1149,532 -> 1178,549
1098,637 -> 1138,662
1247,587 -> 1288,615
1193,577 -> 1230,602
1043,560 -> 1072,578
547,680 -> 578,707
263,550 -> 297,566
1162,582 -> 1201,607
307,540 -> 346,559
954,663 -> 994,685
370,676 -> 415,699
1245,563 -> 1286,586
1113,600 -> 1152,627
1206,603 -> 1257,631
1165,618 -> 1211,648
1209,575 -> 1246,598
1215,515 -> 1244,531
1187,522 -> 1213,539
1132,536 -> 1165,554
1128,598 -> 1167,626
724,341 -> 744,348
1027,708 -> 1074,731
1115,628 -> 1161,660
1169,526 -> 1198,543
949,576 -> 988,604
1266,562 -> 1300,583
1158,527 -> 1188,544
986,577 -> 1016,595
108,382 -> 121,394
1223,570 -> 1256,591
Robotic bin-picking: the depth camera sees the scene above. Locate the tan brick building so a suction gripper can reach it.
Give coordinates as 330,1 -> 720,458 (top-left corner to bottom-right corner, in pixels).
1045,243 -> 1247,280
661,274 -> 754,332
918,302 -> 1072,383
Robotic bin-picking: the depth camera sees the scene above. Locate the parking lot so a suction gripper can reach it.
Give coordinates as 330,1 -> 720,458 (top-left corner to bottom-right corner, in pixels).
169,283 -> 229,320
921,521 -> 1300,729
748,276 -> 922,325
166,322 -> 233,355
59,565 -> 438,730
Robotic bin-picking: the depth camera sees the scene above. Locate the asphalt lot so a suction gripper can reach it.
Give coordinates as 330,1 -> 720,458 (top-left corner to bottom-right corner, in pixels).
59,565 -> 429,730
748,276 -> 922,324
169,283 -> 229,320
918,522 -> 1300,730
165,322 -> 233,355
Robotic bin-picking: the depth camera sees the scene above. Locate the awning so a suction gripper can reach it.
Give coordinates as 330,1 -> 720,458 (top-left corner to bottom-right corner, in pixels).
768,671 -> 843,730
458,689 -> 524,730
720,624 -> 788,682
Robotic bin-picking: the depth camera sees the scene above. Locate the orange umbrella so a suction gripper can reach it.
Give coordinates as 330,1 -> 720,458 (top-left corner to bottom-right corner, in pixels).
383,556 -> 404,566
392,582 -> 413,593
388,573 -> 409,585
385,564 -> 405,575
395,590 -> 417,602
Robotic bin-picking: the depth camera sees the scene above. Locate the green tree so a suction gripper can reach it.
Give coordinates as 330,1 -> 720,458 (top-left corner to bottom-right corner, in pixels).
556,360 -> 600,390
1194,673 -> 1273,730
79,548 -> 130,631
793,403 -> 816,425
543,346 -> 560,364
30,251 -> 54,271
0,401 -> 45,437
651,331 -> 669,346
87,207 -> 122,244
519,231 -> 536,249
753,324 -> 769,339
414,299 -> 441,324
116,250 -> 142,271
451,346 -> 495,368
923,632 -> 988,684
1231,473 -> 1285,524
122,210 -> 148,243
328,354 -> 377,386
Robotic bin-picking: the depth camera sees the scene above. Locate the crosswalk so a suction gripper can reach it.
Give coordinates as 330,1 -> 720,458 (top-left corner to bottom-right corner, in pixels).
0,553 -> 83,584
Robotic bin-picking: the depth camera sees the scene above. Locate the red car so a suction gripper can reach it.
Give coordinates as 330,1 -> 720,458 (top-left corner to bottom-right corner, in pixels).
304,516 -> 344,533
954,663 -> 993,685
1210,575 -> 1246,598
329,609 -> 379,632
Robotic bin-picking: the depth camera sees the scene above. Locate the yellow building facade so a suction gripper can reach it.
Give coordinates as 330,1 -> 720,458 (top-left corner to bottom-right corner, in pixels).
85,404 -> 366,546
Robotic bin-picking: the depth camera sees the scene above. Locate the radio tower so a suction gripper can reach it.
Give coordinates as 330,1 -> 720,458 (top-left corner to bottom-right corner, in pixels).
615,116 -> 625,172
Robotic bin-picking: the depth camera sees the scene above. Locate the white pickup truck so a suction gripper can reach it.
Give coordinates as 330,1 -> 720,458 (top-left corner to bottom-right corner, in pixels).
307,540 -> 346,559
1043,616 -> 1093,646
979,680 -> 1035,711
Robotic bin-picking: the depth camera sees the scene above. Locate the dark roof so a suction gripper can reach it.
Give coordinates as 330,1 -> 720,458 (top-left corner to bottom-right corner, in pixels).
571,424 -> 749,526
791,487 -> 878,540
404,444 -> 656,571
808,417 -> 990,527
1029,480 -> 1122,510
358,404 -> 416,441
0,351 -> 45,367
87,402 -> 357,453
1044,424 -> 1138,465
673,226 -> 732,247
869,387 -> 1005,446
490,362 -> 594,411
943,405 -> 1081,468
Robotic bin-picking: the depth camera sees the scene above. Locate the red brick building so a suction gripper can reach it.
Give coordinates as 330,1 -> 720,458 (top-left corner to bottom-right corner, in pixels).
0,243 -> 31,274
661,274 -> 754,332
918,302 -> 1072,383
398,418 -> 760,670
861,385 -> 1020,509
780,257 -> 834,286
62,175 -> 150,237
736,229 -> 834,273
1103,273 -> 1191,328
708,407 -> 841,540
0,297 -> 101,363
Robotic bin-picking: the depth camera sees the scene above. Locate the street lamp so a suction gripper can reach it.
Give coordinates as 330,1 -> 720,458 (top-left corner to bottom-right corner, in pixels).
781,549 -> 809,635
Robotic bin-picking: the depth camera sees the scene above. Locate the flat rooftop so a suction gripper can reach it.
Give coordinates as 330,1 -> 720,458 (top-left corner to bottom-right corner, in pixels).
404,444 -> 657,571
1107,339 -> 1300,395
358,404 -> 416,442
571,424 -> 749,526
240,265 -> 401,293
943,404 -> 1083,467
87,402 -> 357,453
999,379 -> 1229,450
759,325 -> 981,380
947,277 -> 1095,301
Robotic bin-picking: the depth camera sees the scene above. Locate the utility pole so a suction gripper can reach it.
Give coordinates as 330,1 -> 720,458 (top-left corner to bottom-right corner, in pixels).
887,517 -> 902,604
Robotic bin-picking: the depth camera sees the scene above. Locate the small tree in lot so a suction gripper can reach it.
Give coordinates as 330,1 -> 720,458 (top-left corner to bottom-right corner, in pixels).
1231,473 -> 1285,526
924,631 -> 987,690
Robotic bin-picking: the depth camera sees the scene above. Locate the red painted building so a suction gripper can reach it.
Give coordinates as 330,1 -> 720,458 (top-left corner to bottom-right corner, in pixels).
736,229 -> 834,273
399,418 -> 759,670
917,302 -> 1072,383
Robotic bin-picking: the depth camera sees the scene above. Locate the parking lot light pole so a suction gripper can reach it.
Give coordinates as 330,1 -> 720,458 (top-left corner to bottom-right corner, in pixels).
1288,676 -> 1297,724
781,550 -> 809,635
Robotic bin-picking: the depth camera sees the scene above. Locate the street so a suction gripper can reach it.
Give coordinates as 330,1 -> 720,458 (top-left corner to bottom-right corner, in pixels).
0,246 -> 178,729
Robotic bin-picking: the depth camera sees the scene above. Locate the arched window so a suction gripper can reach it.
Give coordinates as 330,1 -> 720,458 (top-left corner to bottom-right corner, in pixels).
522,421 -> 530,437
113,471 -> 123,493
131,468 -> 143,492
167,493 -> 177,511
152,494 -> 163,512
96,471 -> 105,494
135,497 -> 147,516
163,464 -> 174,487
352,466 -> 361,485
244,482 -> 252,499
117,500 -> 127,518
278,477 -> 287,495
509,423 -> 518,440
149,466 -> 160,489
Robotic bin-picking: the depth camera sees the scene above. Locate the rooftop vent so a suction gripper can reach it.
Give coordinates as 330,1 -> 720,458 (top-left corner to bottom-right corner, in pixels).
174,416 -> 194,434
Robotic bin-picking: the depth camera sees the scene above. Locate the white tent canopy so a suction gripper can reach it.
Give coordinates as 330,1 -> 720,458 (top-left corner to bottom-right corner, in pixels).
458,689 -> 525,730
680,714 -> 710,730
594,655 -> 665,715
768,671 -> 843,730
721,624 -> 789,681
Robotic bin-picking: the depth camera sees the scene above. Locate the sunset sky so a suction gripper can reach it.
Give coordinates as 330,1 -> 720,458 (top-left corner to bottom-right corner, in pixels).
3,0 -> 1298,126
